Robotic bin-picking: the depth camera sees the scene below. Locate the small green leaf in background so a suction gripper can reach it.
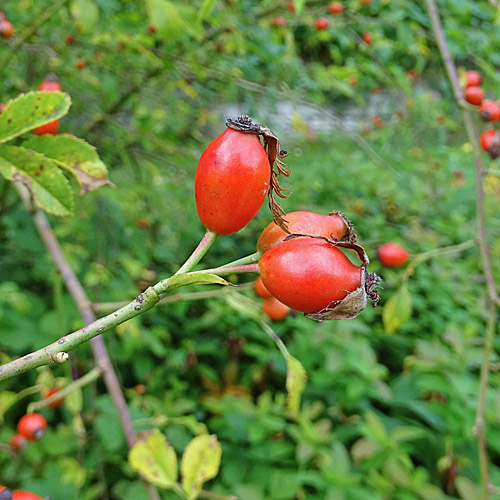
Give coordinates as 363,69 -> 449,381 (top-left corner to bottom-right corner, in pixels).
70,0 -> 99,33
65,388 -> 83,415
24,135 -> 113,194
169,273 -> 233,291
383,284 -> 412,334
128,429 -> 178,488
286,356 -> 307,417
455,476 -> 481,500
197,0 -> 217,22
0,146 -> 74,216
0,92 -> 71,144
181,434 -> 221,500
0,391 -> 17,422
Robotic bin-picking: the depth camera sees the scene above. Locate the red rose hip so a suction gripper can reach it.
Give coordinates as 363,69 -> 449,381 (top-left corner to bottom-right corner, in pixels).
262,296 -> 290,321
257,210 -> 350,253
259,238 -> 362,313
464,86 -> 484,106
377,242 -> 409,267
478,100 -> 500,122
195,127 -> 270,235
465,70 -> 482,88
17,413 -> 48,440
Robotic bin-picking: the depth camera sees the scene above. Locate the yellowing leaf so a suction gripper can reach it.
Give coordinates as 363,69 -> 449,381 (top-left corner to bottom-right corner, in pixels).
383,285 -> 412,334
70,0 -> 99,33
0,92 -> 71,144
0,146 -> 73,216
455,476 -> 481,500
24,135 -> 113,194
128,429 -> 178,488
181,434 -> 221,500
286,356 -> 307,417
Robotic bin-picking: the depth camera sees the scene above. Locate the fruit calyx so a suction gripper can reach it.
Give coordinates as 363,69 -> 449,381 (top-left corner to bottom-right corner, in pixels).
226,115 -> 291,232
283,233 -> 381,321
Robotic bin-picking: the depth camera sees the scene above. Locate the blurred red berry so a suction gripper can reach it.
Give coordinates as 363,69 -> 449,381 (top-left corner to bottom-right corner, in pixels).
314,18 -> 329,30
464,86 -> 484,106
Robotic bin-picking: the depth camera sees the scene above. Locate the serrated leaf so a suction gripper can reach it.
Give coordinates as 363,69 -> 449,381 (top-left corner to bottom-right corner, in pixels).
383,285 -> 412,334
0,92 -> 71,144
181,434 -> 221,500
129,429 -> 178,488
286,356 -> 307,417
169,273 -> 233,291
0,146 -> 73,216
24,135 -> 113,194
455,476 -> 481,500
70,0 -> 99,33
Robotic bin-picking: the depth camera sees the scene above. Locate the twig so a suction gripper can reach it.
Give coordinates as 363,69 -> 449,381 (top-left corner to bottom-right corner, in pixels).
27,367 -> 102,413
424,2 -> 500,499
424,0 -> 499,308
473,301 -> 496,500
175,230 -> 218,275
0,0 -> 71,73
13,184 -> 161,500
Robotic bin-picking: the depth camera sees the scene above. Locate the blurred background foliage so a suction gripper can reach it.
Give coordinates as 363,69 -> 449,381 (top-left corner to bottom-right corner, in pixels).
1,0 -> 500,499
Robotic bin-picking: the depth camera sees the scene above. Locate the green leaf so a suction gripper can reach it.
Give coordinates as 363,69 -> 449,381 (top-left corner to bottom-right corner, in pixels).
70,0 -> 99,33
455,476 -> 482,500
286,356 -> 307,417
294,0 -> 306,14
23,135 -> 113,194
181,434 -> 221,500
0,391 -> 17,422
351,437 -> 379,465
168,273 -> 233,291
146,0 -> 203,41
197,0 -> 217,22
128,429 -> 178,488
383,284 -> 412,334
65,388 -> 83,415
0,92 -> 71,144
0,146 -> 74,216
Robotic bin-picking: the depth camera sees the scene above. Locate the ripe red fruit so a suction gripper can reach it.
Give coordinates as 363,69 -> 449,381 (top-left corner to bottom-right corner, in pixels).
377,242 -> 409,267
407,69 -> 417,79
480,129 -> 500,159
46,388 -> 64,408
17,413 -> 48,440
0,486 -> 13,500
254,276 -> 272,298
147,24 -> 156,34
478,100 -> 500,122
465,70 -> 482,88
195,127 -> 270,235
9,433 -> 28,451
349,75 -> 358,87
257,210 -> 349,253
0,103 -> 7,113
75,58 -> 87,70
65,33 -> 74,44
271,16 -> 287,27
12,492 -> 45,500
259,238 -> 362,313
262,296 -> 290,321
0,20 -> 14,39
464,86 -> 484,106
314,18 -> 329,30
361,31 -> 372,45
39,76 -> 61,92
33,120 -> 60,136
286,2 -> 296,12
328,2 -> 344,14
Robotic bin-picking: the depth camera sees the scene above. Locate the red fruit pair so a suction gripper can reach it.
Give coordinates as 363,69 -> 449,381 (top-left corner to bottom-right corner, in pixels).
254,276 -> 290,321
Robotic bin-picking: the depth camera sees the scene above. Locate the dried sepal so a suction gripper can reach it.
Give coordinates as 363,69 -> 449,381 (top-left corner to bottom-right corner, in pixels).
329,210 -> 357,242
226,115 -> 291,232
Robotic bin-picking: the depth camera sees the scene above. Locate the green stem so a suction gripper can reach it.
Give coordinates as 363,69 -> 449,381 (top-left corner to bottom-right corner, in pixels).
175,230 -> 218,275
191,264 -> 259,277
219,251 -> 262,268
27,367 -> 102,413
261,322 -> 290,360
